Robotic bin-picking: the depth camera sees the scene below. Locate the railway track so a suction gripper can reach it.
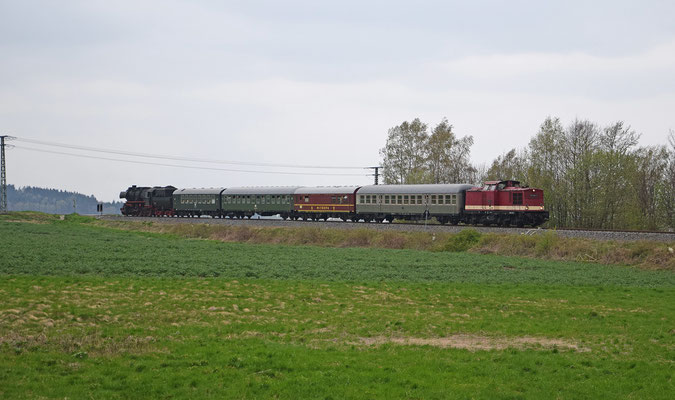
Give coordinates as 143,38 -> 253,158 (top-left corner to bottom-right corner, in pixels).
99,215 -> 674,242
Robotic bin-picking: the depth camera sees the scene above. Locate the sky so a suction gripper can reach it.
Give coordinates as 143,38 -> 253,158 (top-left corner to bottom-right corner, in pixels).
1,0 -> 674,201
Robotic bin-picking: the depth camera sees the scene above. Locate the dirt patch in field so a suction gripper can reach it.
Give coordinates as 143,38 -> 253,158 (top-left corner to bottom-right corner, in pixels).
359,334 -> 588,352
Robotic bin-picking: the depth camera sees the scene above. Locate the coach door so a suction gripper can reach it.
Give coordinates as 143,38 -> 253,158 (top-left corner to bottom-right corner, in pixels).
482,187 -> 496,210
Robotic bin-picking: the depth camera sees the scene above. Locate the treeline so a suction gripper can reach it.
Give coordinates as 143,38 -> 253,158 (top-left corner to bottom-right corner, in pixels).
7,185 -> 123,215
380,117 -> 675,230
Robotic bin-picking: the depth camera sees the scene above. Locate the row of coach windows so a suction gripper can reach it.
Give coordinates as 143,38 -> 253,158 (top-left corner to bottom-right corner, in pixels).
295,195 -> 349,203
179,195 -> 216,204
358,194 -> 457,205
223,195 -> 291,205
331,195 -> 349,204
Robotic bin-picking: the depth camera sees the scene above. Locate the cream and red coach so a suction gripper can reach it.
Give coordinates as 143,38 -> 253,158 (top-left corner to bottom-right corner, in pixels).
293,186 -> 360,221
464,180 -> 548,227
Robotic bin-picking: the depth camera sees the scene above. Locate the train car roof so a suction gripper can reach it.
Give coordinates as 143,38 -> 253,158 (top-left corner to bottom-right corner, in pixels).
294,186 -> 361,195
357,184 -> 475,195
224,186 -> 301,195
173,188 -> 226,195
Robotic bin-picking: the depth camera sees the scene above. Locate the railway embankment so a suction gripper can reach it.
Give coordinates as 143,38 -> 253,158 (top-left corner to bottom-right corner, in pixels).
95,214 -> 675,270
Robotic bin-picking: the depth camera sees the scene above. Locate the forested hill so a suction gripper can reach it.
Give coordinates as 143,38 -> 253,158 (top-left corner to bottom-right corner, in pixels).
6,185 -> 122,214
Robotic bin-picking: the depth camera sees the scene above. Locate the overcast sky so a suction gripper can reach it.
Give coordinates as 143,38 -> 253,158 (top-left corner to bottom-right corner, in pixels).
2,0 -> 674,201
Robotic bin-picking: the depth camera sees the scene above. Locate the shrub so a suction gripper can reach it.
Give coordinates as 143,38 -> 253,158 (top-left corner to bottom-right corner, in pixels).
443,229 -> 482,252
535,231 -> 559,256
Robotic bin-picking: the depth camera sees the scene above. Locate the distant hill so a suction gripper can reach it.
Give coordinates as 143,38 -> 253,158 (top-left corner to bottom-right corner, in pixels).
6,185 -> 123,214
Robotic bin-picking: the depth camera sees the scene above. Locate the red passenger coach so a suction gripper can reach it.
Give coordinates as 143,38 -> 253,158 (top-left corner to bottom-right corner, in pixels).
464,180 -> 549,227
293,186 -> 360,221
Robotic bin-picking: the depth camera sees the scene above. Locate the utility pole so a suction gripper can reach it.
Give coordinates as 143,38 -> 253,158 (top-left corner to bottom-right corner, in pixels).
367,166 -> 381,185
0,135 -> 15,214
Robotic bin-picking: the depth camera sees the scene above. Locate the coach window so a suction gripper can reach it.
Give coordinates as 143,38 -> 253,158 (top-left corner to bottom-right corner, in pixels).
451,194 -> 457,205
417,195 -> 422,205
431,195 -> 437,205
384,195 -> 389,204
403,195 -> 408,205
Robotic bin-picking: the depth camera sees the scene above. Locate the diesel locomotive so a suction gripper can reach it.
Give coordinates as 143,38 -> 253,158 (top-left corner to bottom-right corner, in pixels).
120,180 -> 549,227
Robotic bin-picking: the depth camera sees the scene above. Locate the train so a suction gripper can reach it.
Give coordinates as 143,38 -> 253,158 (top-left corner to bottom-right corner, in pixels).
120,180 -> 549,227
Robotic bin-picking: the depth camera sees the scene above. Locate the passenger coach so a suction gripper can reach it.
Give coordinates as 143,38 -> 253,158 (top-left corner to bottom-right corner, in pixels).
173,188 -> 225,217
356,184 -> 474,224
222,187 -> 299,219
293,186 -> 360,221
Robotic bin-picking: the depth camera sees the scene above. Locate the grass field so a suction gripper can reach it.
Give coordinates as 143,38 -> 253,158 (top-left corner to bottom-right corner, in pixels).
1,213 -> 673,399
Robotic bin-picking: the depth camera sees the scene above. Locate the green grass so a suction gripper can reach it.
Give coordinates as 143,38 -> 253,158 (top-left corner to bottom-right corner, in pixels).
1,218 -> 673,286
0,215 -> 674,399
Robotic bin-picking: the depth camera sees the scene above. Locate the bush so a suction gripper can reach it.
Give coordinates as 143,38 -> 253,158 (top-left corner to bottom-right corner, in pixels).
535,231 -> 559,256
442,229 -> 482,252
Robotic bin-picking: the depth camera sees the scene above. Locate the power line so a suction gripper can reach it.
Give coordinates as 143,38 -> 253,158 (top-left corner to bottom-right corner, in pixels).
15,137 -> 368,170
13,145 -> 371,177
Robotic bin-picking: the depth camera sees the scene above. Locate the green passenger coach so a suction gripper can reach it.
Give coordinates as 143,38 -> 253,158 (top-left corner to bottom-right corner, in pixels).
173,188 -> 226,217
221,187 -> 300,219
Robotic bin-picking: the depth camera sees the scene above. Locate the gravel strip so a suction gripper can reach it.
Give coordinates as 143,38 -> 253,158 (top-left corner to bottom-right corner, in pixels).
98,215 -> 674,242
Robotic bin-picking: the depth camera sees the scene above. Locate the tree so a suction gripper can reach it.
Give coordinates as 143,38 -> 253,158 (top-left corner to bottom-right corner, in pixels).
663,130 -> 675,229
594,122 -> 640,228
485,148 -> 528,182
380,118 -> 429,184
425,118 -> 475,184
527,117 -> 567,226
633,146 -> 668,229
